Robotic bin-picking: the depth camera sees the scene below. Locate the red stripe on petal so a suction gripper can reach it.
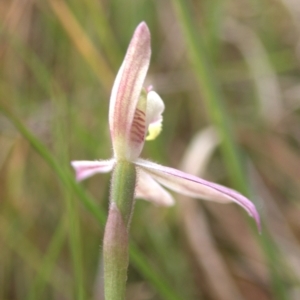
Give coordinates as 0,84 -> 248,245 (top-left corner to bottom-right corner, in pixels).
130,108 -> 146,144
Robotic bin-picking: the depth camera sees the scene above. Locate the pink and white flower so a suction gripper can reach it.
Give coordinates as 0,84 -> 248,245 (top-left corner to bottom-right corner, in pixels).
71,22 -> 260,230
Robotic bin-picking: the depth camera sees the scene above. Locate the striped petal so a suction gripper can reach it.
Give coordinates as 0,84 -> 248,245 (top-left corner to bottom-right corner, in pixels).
71,159 -> 115,182
135,159 -> 261,230
109,22 -> 151,160
128,90 -> 147,160
136,169 -> 174,206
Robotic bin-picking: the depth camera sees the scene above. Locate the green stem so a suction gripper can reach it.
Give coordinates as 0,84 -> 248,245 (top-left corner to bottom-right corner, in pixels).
103,161 -> 136,300
110,161 -> 137,227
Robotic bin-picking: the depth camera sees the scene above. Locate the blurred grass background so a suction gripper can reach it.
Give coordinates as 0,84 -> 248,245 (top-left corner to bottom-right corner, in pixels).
1,0 -> 300,299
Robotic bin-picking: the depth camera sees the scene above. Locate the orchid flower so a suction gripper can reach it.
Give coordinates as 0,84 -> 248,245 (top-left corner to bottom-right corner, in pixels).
72,22 -> 260,300
71,22 -> 260,230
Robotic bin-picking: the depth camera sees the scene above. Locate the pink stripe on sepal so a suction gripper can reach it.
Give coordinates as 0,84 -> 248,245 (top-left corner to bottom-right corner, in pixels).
71,159 -> 115,182
109,22 -> 151,160
135,159 -> 261,231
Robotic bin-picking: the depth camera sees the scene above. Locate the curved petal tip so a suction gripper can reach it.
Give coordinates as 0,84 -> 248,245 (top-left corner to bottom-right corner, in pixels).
135,158 -> 261,232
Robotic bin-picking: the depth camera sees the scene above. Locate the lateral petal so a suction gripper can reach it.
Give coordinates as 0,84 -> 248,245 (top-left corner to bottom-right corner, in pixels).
109,22 -> 151,160
135,159 -> 260,230
71,159 -> 115,182
135,168 -> 175,206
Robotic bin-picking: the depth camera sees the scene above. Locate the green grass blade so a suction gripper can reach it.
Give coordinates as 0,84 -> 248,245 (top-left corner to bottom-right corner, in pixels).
171,1 -> 289,299
26,219 -> 67,300
171,0 -> 246,192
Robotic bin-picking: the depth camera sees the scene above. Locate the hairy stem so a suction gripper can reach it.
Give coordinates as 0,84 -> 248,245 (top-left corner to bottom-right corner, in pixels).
103,161 -> 136,300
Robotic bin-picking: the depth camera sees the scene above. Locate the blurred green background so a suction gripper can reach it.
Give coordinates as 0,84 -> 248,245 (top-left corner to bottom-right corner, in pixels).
1,0 -> 300,299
